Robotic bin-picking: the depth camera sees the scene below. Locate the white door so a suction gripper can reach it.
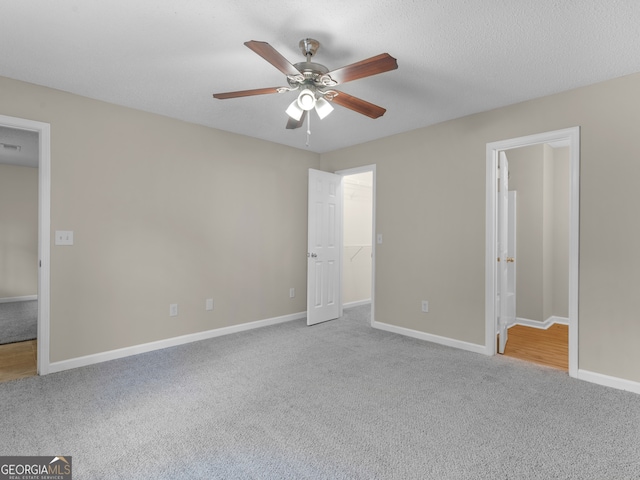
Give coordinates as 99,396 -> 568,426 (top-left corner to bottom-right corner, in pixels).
307,169 -> 342,325
507,190 -> 517,329
497,151 -> 516,353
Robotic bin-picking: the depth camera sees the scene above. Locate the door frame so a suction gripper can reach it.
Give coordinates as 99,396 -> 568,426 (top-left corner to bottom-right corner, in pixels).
335,164 -> 376,324
485,127 -> 580,377
0,114 -> 51,375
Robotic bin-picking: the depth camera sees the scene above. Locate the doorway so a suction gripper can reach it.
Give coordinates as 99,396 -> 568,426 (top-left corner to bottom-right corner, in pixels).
338,165 -> 376,325
0,114 -> 51,376
485,127 -> 579,377
499,145 -> 569,370
305,165 -> 376,326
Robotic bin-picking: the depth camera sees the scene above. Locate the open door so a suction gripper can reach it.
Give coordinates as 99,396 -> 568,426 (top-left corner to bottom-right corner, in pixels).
497,151 -> 516,353
307,169 -> 342,325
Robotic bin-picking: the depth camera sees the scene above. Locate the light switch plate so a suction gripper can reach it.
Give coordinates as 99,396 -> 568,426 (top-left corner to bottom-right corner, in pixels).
55,230 -> 74,246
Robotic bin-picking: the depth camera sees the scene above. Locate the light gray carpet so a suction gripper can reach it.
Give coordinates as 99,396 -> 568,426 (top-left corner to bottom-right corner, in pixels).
1,305 -> 639,479
0,300 -> 37,345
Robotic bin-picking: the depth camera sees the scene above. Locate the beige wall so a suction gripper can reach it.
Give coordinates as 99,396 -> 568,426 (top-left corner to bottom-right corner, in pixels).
0,164 -> 38,298
321,72 -> 640,383
508,144 -> 545,322
552,147 -> 570,318
343,172 -> 373,304
507,144 -> 569,323
542,144 -> 555,321
2,70 -> 640,385
0,75 -> 319,363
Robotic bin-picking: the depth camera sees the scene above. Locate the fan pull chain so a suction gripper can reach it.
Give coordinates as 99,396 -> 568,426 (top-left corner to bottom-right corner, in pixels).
306,110 -> 311,147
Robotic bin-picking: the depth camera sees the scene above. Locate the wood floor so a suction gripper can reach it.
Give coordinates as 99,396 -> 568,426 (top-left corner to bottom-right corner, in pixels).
0,340 -> 37,383
501,324 -> 568,371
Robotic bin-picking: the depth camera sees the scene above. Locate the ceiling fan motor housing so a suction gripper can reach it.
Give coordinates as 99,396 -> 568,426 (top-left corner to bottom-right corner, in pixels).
299,38 -> 320,58
287,39 -> 337,96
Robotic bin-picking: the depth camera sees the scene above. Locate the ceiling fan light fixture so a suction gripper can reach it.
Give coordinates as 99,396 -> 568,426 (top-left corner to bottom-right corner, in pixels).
286,99 -> 304,120
315,96 -> 334,119
213,39 -> 398,138
297,89 -> 316,111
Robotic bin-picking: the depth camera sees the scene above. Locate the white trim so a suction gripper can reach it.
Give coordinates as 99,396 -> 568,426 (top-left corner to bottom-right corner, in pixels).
547,315 -> 569,326
0,295 -> 38,304
48,311 -> 306,374
0,114 -> 51,376
336,164 -> 377,325
578,369 -> 640,395
485,127 -> 580,378
343,299 -> 372,309
372,320 -> 486,355
509,316 -> 569,330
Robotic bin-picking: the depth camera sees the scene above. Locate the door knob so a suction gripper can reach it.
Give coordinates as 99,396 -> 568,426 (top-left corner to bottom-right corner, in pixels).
307,253 -> 317,258
506,257 -> 515,263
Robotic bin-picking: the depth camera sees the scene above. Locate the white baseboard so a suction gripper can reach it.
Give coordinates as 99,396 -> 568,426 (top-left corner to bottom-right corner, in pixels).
343,299 -> 371,309
578,369 -> 640,395
547,315 -> 569,326
507,317 -> 638,395
509,316 -> 569,330
0,295 -> 38,304
372,320 -> 486,355
45,309 -> 640,396
48,311 -> 306,374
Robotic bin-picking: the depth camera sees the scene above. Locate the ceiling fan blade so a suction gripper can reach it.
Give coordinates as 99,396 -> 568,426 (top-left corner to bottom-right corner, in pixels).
286,110 -> 307,129
326,53 -> 398,84
330,91 -> 387,119
213,87 -> 282,99
244,40 -> 301,77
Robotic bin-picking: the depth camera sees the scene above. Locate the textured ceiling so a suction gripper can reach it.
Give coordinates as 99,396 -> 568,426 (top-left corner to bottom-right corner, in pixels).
2,0 -> 640,155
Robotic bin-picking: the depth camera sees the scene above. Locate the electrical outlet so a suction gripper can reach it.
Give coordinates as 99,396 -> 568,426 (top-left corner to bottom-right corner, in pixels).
170,304 -> 178,317
421,300 -> 429,313
206,298 -> 214,311
289,288 -> 295,298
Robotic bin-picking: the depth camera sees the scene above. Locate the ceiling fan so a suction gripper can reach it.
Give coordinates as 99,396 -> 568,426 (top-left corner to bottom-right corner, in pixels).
213,39 -> 398,130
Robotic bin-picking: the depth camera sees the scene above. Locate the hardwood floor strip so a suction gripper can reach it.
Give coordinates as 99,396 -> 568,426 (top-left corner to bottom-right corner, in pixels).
0,340 -> 37,383
501,324 -> 568,371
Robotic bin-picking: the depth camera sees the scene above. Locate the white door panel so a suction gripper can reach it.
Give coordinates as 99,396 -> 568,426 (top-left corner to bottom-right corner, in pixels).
307,169 -> 342,325
507,191 -> 517,329
497,151 -> 516,353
